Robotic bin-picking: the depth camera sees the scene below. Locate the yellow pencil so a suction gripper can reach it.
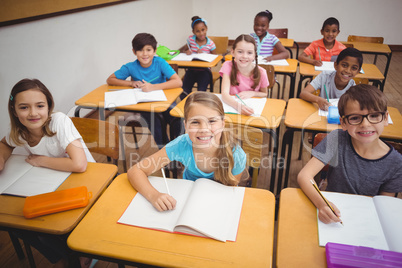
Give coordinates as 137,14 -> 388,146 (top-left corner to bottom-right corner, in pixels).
310,179 -> 343,225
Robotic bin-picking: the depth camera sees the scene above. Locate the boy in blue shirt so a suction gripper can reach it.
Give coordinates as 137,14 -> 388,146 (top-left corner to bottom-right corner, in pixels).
298,85 -> 402,224
107,33 -> 183,148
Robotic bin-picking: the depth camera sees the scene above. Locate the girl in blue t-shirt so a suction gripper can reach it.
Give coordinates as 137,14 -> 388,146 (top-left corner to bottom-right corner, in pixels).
128,91 -> 246,212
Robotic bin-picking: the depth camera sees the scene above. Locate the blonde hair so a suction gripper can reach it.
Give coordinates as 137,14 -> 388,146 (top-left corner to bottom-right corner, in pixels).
230,34 -> 261,89
8,79 -> 55,146
184,92 -> 240,186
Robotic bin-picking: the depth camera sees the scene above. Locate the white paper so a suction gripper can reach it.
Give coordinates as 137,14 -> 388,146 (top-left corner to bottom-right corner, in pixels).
104,88 -> 166,108
172,53 -> 218,62
0,154 -> 71,197
118,177 -> 245,242
214,94 -> 266,117
315,61 -> 364,73
317,192 -> 389,250
257,56 -> 289,66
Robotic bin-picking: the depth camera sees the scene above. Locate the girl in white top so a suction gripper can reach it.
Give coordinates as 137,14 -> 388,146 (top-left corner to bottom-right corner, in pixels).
0,78 -> 94,173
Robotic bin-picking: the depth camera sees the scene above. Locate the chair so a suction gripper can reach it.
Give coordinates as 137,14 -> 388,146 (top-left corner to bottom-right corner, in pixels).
70,117 -> 123,171
259,64 -> 279,98
208,36 -> 229,92
233,124 -> 264,188
347,35 -> 384,64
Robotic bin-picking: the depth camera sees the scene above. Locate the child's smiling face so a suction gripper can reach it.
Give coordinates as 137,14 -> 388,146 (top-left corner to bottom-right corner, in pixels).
231,41 -> 256,69
133,45 -> 156,68
193,23 -> 208,43
321,24 -> 340,45
253,16 -> 269,38
334,56 -> 361,88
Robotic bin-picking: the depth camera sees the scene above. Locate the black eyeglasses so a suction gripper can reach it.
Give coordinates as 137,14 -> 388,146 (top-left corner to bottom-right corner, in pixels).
342,112 -> 386,125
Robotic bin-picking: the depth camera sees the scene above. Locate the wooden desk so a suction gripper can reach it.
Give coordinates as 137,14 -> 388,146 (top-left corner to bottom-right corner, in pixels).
276,98 -> 402,195
74,84 -> 183,120
342,41 -> 392,87
272,58 -> 299,98
68,174 -> 276,268
276,188 -> 326,268
0,162 -> 117,234
170,94 -> 287,192
297,62 -> 385,97
278,38 -> 299,59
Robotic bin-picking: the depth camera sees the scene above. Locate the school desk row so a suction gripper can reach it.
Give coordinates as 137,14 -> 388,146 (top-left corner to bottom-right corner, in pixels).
1,167 -> 393,268
74,86 -> 402,195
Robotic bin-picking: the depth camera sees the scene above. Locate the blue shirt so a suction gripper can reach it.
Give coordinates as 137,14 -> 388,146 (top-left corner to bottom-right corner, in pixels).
114,56 -> 175,84
165,134 -> 246,181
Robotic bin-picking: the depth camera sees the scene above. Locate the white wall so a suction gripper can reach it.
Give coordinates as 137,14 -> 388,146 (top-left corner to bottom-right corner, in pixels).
1,0 -> 401,138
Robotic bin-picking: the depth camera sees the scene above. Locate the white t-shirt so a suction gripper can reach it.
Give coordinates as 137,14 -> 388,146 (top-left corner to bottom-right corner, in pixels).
5,112 -> 95,162
310,71 -> 356,99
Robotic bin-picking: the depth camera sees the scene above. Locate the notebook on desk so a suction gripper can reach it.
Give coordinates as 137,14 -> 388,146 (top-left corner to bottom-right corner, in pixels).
0,154 -> 71,197
257,56 -> 289,66
315,61 -> 364,73
104,88 -> 167,108
172,53 -> 218,62
214,94 -> 266,117
118,176 -> 245,242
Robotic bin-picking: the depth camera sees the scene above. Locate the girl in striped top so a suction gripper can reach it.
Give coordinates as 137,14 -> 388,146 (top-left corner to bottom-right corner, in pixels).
182,16 -> 216,97
250,10 -> 289,62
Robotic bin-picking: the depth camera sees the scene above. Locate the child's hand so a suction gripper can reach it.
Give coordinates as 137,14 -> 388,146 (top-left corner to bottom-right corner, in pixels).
239,105 -> 255,116
150,192 -> 177,212
317,98 -> 331,111
25,154 -> 44,167
196,48 -> 203,54
237,91 -> 255,99
263,56 -> 273,62
318,201 -> 342,224
139,80 -> 155,92
186,50 -> 192,55
131,81 -> 143,88
313,60 -> 323,67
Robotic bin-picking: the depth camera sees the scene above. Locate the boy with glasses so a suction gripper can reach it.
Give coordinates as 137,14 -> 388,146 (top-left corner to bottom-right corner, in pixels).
297,84 -> 402,224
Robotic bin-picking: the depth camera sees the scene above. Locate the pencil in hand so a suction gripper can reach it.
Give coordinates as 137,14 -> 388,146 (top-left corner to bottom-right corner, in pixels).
310,179 -> 343,225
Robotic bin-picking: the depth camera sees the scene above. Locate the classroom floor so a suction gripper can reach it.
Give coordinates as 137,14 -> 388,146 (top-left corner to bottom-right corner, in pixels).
1,50 -> 401,268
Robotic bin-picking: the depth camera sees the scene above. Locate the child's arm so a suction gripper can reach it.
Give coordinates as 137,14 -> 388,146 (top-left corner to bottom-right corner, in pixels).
0,138 -> 14,171
236,87 -> 267,99
25,139 -> 88,173
264,42 -> 289,61
299,84 -> 331,111
379,191 -> 398,197
221,73 -> 254,116
128,148 -> 176,212
297,157 -> 342,224
139,73 -> 183,92
107,73 -> 141,88
298,51 -> 323,66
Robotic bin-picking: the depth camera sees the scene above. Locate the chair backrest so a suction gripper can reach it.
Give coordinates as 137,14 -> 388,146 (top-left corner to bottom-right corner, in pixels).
268,28 -> 288,38
353,77 -> 369,85
209,36 -> 229,55
387,141 -> 402,154
347,35 -> 384,44
232,124 -> 263,168
313,133 -> 329,172
232,124 -> 263,187
169,63 -> 179,74
71,117 -> 119,161
259,64 -> 275,90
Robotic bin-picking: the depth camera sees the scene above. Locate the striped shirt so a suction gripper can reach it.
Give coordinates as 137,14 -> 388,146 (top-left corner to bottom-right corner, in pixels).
187,35 -> 216,53
250,32 -> 279,56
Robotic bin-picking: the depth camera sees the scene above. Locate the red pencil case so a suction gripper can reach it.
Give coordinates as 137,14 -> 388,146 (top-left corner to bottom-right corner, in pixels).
23,186 -> 92,219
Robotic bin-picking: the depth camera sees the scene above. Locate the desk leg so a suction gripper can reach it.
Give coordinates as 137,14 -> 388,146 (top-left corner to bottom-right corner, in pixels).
8,231 -> 25,260
276,128 -> 294,196
297,75 -> 312,98
23,240 -> 36,268
267,126 -> 280,193
294,41 -> 299,60
382,52 -> 392,90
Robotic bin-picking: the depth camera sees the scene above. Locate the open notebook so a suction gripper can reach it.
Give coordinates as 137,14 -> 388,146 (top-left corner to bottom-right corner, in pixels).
172,53 -> 218,62
104,88 -> 166,108
214,94 -> 266,117
317,192 -> 402,253
257,56 -> 289,66
118,176 -> 245,242
0,154 -> 71,197
315,61 -> 364,73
